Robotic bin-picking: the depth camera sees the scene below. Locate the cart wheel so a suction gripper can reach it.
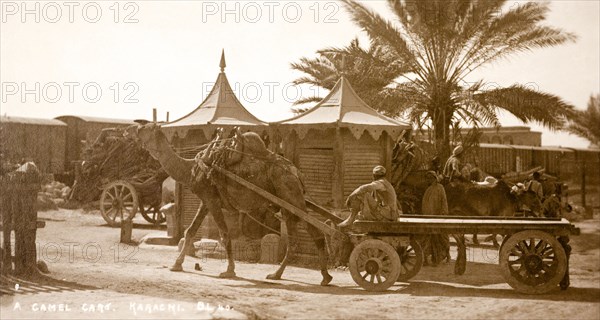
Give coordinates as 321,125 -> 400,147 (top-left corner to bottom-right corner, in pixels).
349,239 -> 401,291
397,239 -> 424,282
499,230 -> 566,294
100,181 -> 139,227
140,204 -> 166,225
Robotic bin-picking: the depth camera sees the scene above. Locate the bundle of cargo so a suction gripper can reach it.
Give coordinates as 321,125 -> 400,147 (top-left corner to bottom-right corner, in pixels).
501,166 -> 545,183
37,180 -> 72,210
69,126 -> 163,204
69,126 -> 170,226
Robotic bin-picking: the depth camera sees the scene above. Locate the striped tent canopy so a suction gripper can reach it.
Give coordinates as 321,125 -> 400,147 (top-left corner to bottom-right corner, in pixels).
162,50 -> 266,141
273,76 -> 410,140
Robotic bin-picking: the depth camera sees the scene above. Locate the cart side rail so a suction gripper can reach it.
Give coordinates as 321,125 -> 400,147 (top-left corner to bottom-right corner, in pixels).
352,217 -> 577,237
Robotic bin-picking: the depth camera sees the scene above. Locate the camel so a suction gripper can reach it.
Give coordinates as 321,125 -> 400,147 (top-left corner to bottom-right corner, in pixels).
136,123 -> 333,285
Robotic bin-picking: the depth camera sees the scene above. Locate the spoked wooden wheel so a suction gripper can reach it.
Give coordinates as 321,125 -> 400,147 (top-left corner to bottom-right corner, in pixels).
499,230 -> 567,294
349,239 -> 401,291
100,181 -> 139,227
140,203 -> 166,225
397,239 -> 424,282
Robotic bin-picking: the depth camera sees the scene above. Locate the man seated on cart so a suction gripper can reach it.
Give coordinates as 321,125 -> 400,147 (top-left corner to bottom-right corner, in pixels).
443,145 -> 466,183
338,165 -> 399,228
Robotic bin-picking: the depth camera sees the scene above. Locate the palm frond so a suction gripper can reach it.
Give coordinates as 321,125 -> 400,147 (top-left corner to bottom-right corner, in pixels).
566,94 -> 600,145
474,85 -> 575,130
292,96 -> 323,107
340,0 -> 421,72
291,0 -> 576,153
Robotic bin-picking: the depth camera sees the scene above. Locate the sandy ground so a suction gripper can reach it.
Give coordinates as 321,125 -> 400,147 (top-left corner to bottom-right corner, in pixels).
1,208 -> 599,320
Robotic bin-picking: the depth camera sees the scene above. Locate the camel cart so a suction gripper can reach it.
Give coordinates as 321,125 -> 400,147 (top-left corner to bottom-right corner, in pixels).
213,166 -> 579,294
99,170 -> 169,227
70,126 -> 169,227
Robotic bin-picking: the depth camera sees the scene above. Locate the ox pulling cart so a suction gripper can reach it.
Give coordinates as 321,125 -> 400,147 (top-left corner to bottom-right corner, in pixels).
213,166 -> 579,295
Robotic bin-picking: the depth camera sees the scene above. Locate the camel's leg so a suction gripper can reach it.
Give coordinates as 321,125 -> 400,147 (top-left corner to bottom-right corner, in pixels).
306,224 -> 333,286
170,204 -> 208,272
267,218 -> 297,281
211,208 -> 235,278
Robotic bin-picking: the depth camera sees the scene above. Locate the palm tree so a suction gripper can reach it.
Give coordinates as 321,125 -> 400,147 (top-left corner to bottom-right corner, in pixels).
290,38 -> 411,114
295,0 -> 577,155
567,94 -> 600,148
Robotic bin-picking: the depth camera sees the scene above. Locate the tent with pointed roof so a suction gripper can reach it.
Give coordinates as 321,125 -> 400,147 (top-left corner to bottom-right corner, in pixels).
160,51 -> 268,244
272,76 -> 411,209
162,50 -> 267,147
275,76 -> 409,141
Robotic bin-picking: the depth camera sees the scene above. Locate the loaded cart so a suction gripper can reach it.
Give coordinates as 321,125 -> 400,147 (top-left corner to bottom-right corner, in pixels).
70,127 -> 169,227
214,166 -> 579,294
99,169 -> 169,227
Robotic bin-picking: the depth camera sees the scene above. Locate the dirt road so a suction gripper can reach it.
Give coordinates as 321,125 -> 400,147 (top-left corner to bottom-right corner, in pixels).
1,208 -> 599,319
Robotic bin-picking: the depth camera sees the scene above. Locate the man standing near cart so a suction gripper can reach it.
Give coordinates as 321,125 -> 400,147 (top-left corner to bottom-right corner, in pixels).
421,171 -> 450,265
338,165 -> 399,227
1,160 -> 42,276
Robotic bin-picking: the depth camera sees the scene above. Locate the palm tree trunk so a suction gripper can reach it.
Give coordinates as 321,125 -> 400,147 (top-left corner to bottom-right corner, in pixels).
432,107 -> 452,159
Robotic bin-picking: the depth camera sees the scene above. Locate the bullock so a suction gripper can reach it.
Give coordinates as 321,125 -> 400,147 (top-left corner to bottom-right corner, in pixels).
399,171 -> 542,246
444,179 -> 542,246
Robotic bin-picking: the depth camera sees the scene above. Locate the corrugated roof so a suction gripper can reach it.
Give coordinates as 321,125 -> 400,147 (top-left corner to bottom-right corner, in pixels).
1,115 -> 66,126
274,76 -> 410,140
55,115 -> 135,125
479,143 -> 575,152
466,126 -> 539,133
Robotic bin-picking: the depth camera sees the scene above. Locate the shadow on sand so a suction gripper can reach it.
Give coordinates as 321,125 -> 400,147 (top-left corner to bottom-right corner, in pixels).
0,273 -> 96,297
174,260 -> 598,302
99,222 -> 166,231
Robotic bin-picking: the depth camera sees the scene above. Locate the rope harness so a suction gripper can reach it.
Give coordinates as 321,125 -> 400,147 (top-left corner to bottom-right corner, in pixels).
194,132 -> 317,240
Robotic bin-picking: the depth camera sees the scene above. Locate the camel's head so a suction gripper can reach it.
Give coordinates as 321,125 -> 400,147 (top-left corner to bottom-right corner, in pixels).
136,123 -> 165,159
136,122 -> 159,142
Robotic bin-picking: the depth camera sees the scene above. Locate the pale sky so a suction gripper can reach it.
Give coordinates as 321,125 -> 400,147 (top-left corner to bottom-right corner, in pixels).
1,0 -> 599,148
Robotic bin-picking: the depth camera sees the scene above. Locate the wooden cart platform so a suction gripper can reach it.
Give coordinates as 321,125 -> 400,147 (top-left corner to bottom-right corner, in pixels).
352,216 -> 578,236
214,165 -> 579,294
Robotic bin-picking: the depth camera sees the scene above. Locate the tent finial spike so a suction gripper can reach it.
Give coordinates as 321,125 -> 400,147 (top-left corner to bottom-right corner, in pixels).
220,49 -> 226,72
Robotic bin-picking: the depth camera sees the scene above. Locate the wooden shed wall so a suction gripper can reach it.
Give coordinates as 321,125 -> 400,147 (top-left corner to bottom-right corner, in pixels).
0,122 -> 66,174
342,131 -> 387,199
172,129 -> 216,242
55,117 -> 82,171
298,149 -> 334,206
290,129 -> 336,207
466,144 -> 594,181
56,116 -> 135,171
512,147 -> 533,172
283,128 -> 392,208
572,149 -> 600,183
281,127 -> 393,262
